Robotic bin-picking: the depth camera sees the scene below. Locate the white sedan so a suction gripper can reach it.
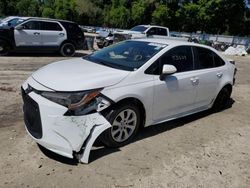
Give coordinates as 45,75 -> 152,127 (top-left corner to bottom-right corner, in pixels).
21,38 -> 236,163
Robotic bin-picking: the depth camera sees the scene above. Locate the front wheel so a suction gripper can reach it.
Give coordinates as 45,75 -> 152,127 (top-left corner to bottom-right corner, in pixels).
101,103 -> 141,148
60,43 -> 75,57
0,40 -> 10,56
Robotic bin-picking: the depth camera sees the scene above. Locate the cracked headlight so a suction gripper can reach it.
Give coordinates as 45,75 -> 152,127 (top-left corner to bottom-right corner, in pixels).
40,89 -> 111,115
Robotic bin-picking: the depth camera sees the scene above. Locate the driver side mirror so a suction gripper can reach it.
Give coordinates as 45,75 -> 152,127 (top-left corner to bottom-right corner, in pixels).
15,25 -> 24,30
159,64 -> 177,81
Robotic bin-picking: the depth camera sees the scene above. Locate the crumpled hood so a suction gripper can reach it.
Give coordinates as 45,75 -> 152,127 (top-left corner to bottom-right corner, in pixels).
32,58 -> 130,91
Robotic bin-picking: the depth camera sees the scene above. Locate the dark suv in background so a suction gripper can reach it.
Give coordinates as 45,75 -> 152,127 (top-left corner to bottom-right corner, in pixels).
0,17 -> 85,56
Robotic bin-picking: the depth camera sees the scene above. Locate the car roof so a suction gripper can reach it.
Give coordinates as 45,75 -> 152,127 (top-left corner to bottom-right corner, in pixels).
132,37 -> 215,50
137,25 -> 169,29
26,17 -> 75,24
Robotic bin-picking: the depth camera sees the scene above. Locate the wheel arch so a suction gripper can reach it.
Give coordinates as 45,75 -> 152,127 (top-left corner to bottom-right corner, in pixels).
219,83 -> 233,96
60,40 -> 76,48
106,97 -> 146,128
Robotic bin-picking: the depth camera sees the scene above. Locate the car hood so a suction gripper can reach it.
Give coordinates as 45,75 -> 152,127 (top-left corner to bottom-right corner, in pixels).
32,58 -> 130,91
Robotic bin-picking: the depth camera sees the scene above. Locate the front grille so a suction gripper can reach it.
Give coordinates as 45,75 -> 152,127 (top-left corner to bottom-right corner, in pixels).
21,88 -> 43,139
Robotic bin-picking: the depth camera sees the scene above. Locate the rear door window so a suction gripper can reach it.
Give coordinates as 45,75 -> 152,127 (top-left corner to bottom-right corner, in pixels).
41,21 -> 62,31
194,47 -> 225,69
156,28 -> 167,36
195,47 -> 214,69
147,27 -> 157,35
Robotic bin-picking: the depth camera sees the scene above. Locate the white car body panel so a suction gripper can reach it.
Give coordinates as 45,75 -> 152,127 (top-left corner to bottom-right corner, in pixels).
32,58 -> 130,91
14,29 -> 42,46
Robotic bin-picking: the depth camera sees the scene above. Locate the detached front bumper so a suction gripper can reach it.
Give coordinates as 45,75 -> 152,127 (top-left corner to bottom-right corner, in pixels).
21,78 -> 111,163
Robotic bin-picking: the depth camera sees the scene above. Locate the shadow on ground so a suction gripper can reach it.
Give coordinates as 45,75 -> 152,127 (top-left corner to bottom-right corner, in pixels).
38,98 -> 235,165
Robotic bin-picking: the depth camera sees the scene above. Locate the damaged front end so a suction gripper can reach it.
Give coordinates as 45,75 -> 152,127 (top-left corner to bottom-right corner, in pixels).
21,77 -> 112,163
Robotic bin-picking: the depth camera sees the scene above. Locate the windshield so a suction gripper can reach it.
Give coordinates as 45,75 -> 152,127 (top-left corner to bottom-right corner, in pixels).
83,41 -> 166,71
130,26 -> 148,32
0,17 -> 26,27
1,17 -> 12,22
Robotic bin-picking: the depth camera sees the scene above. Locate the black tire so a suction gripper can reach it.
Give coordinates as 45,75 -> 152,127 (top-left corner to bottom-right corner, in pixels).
212,87 -> 231,112
103,41 -> 110,47
0,40 -> 10,56
60,43 -> 75,57
97,44 -> 103,49
101,103 -> 141,148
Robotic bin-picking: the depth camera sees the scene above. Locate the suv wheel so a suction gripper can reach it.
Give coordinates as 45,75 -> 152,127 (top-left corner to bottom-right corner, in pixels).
60,43 -> 75,57
101,103 -> 141,148
213,87 -> 231,112
0,40 -> 10,56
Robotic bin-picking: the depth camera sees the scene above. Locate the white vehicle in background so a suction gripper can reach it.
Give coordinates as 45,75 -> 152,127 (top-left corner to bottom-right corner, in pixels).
114,25 -> 170,41
0,16 -> 30,29
21,38 -> 236,163
0,17 -> 85,56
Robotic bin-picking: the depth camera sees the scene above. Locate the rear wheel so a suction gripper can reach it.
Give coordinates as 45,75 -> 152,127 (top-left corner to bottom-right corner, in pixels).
101,103 -> 141,148
212,87 -> 231,112
0,40 -> 10,56
60,43 -> 75,57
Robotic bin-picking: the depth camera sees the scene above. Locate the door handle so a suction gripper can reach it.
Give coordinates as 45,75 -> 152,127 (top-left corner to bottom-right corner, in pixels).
216,72 -> 223,78
190,77 -> 199,85
59,33 -> 65,36
33,32 -> 40,35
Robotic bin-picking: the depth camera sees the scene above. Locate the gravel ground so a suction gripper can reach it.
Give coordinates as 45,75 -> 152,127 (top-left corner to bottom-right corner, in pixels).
0,52 -> 249,188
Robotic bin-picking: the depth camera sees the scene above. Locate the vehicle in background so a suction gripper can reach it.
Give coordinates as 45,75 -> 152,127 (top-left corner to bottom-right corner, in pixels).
80,25 -> 96,33
21,38 -> 236,163
0,17 -> 85,56
114,25 -> 170,43
0,16 -> 30,29
95,30 -> 114,48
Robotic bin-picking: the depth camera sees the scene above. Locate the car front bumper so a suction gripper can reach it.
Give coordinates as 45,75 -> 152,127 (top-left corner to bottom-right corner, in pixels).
21,77 -> 111,163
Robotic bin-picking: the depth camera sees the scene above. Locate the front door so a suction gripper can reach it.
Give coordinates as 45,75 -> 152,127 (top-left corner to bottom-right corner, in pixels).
14,21 -> 42,47
151,46 -> 197,122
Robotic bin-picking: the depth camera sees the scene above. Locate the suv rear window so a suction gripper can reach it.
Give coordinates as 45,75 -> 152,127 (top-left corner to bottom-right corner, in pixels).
41,21 -> 62,31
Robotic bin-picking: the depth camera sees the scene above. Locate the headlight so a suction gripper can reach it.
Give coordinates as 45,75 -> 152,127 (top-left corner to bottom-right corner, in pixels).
39,89 -> 111,116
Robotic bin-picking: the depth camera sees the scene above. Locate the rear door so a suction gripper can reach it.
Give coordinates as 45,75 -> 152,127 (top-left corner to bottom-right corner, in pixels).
14,20 -> 42,46
40,21 -> 66,47
192,47 -> 225,108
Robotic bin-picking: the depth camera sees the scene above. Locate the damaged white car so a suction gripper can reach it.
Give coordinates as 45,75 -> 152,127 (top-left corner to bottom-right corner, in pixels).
21,38 -> 236,163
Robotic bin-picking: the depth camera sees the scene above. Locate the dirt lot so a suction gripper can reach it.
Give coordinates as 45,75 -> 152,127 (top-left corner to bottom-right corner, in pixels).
0,52 -> 249,188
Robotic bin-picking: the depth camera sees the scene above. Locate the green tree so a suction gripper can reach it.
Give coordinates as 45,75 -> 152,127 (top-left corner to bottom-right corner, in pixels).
104,0 -> 131,28
131,0 -> 147,25
16,0 -> 40,16
152,4 -> 171,26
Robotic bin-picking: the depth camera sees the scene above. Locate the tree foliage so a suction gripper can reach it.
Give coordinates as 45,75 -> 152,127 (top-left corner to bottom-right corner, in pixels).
0,0 -> 249,36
